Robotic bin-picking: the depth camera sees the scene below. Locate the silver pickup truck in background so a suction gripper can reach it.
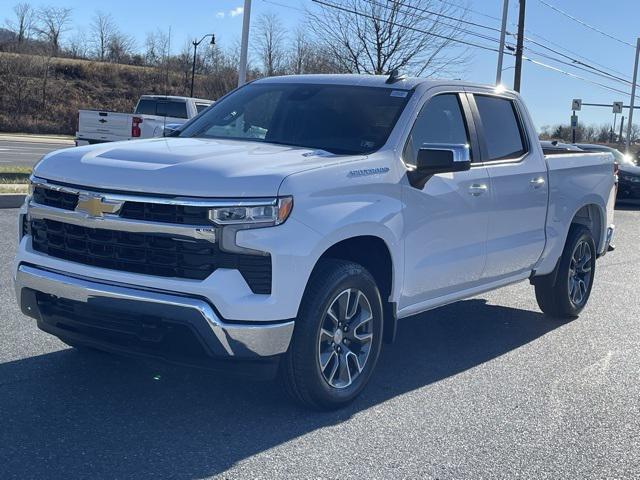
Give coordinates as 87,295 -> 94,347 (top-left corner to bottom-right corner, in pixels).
75,95 -> 213,146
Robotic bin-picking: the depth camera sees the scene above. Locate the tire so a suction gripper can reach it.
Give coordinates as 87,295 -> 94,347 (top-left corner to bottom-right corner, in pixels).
279,259 -> 384,410
534,224 -> 596,319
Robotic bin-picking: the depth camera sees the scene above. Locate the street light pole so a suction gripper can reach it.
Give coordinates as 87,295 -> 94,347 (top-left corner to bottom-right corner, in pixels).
190,33 -> 215,98
625,37 -> 640,153
238,0 -> 252,87
496,0 -> 509,85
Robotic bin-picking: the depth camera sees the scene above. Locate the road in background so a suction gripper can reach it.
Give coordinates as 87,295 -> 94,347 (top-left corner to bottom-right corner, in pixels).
0,137 -> 74,168
1,206 -> 639,479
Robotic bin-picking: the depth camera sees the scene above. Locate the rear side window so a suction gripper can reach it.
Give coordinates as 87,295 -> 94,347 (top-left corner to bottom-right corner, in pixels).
134,99 -> 156,115
474,95 -> 526,160
195,103 -> 210,114
404,94 -> 471,165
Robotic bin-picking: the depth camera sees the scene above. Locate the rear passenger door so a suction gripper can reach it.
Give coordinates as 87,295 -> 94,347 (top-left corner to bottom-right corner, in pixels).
467,91 -> 548,280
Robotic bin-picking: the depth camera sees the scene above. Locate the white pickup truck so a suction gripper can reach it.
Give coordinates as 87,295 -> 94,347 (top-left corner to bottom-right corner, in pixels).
15,75 -> 616,409
75,95 -> 212,146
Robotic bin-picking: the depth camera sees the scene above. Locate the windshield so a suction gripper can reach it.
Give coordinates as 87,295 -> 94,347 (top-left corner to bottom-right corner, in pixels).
179,83 -> 412,155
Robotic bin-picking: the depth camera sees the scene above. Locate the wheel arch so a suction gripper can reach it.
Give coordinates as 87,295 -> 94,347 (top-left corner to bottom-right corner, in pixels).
570,203 -> 605,253
306,235 -> 399,344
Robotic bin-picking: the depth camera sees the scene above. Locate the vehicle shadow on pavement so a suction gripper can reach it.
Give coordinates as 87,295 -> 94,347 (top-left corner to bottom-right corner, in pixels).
0,298 -> 565,479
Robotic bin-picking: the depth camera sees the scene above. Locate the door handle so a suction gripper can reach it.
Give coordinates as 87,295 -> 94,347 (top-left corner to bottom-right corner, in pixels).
530,176 -> 546,189
468,183 -> 488,196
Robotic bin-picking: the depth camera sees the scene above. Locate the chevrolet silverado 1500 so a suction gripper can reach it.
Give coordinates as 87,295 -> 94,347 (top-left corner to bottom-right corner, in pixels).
15,75 -> 616,409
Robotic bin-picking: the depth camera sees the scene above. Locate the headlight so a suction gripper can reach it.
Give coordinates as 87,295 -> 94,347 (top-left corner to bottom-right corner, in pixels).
209,197 -> 293,227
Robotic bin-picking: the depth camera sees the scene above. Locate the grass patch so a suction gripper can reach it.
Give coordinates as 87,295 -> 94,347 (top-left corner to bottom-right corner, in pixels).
0,166 -> 31,184
0,184 -> 28,194
0,165 -> 32,174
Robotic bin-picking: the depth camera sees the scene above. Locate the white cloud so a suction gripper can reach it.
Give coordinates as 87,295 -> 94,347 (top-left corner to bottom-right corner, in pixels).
216,11 -> 225,18
229,6 -> 244,17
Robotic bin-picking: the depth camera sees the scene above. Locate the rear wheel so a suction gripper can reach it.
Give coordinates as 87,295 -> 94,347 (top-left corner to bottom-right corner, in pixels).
534,224 -> 596,318
279,259 -> 384,410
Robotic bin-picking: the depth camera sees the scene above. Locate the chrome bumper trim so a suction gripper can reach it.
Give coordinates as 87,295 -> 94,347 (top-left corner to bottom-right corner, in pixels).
15,265 -> 293,357
27,201 -> 218,242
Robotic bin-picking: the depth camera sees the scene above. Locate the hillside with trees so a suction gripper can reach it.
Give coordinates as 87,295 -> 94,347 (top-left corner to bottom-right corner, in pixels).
0,1 -> 471,135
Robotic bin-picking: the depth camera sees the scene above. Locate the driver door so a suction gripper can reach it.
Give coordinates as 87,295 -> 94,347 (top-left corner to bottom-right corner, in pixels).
400,92 -> 491,312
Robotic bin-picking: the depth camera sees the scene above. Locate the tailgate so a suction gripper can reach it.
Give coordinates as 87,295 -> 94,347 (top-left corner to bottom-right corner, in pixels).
77,110 -> 132,142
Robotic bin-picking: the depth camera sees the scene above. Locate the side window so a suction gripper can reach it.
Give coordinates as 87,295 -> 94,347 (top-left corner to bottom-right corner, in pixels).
134,99 -> 156,115
404,94 -> 471,165
474,95 -> 527,160
195,103 -> 210,114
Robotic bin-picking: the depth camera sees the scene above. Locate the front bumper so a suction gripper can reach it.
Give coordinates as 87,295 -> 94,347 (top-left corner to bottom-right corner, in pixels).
617,178 -> 640,199
15,264 -> 294,369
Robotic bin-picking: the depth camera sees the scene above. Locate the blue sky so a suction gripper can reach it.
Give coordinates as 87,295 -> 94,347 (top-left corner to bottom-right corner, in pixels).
2,0 -> 639,129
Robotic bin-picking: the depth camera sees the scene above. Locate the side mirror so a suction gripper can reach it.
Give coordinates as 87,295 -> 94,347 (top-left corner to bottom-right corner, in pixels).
408,143 -> 471,189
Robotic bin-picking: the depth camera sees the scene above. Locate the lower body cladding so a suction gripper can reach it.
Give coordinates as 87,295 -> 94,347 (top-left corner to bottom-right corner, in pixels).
14,264 -> 295,378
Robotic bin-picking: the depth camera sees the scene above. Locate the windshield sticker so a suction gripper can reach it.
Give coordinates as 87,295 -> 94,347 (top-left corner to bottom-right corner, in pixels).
390,90 -> 408,98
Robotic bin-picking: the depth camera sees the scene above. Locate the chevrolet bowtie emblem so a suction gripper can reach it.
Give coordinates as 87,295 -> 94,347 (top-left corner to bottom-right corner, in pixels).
75,194 -> 123,218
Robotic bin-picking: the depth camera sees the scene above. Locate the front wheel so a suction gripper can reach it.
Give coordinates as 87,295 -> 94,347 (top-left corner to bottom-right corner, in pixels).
534,224 -> 596,318
279,259 -> 384,410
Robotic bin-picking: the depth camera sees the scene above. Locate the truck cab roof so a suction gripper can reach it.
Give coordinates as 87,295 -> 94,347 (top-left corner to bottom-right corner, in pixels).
253,74 -> 513,94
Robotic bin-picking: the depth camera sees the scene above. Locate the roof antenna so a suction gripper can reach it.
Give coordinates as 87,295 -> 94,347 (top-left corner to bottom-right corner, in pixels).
385,69 -> 406,84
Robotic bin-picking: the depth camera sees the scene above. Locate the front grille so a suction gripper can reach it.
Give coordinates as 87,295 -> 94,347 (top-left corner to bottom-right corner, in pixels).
32,186 -> 211,224
119,201 -> 210,224
30,219 -> 272,293
33,186 -> 78,210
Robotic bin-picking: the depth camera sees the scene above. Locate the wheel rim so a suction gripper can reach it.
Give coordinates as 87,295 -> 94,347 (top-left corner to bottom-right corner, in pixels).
317,288 -> 374,389
568,240 -> 593,307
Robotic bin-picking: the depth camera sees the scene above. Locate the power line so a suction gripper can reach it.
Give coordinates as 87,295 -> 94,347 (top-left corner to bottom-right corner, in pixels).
383,0 -> 634,88
520,28 -> 632,80
363,0 -> 507,46
310,0 -> 506,54
523,55 -> 631,96
388,0 -> 634,87
534,0 -> 635,48
298,0 -> 634,96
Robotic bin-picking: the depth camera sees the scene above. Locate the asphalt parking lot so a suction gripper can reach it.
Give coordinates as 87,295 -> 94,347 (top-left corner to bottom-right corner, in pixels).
1,206 -> 639,479
0,137 -> 73,167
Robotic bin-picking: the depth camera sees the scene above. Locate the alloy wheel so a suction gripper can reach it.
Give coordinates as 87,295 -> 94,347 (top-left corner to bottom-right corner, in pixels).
317,288 -> 374,389
568,240 -> 593,307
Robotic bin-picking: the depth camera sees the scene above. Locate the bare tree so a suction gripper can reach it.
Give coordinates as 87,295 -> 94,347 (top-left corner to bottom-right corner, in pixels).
144,29 -> 170,66
287,28 -> 339,74
253,12 -> 287,76
68,27 -> 89,59
90,11 -> 115,61
106,32 -> 136,63
34,6 -> 72,55
5,2 -> 34,45
306,0 -> 470,76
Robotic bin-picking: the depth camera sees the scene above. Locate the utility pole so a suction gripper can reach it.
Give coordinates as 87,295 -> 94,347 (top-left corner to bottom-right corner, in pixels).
513,0 -> 526,92
496,0 -> 509,85
238,0 -> 252,87
619,116 -> 625,145
625,37 -> 640,153
190,34 -> 215,98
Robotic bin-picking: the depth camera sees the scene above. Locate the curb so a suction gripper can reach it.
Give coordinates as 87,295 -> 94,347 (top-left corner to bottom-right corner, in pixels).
0,194 -> 26,208
0,133 -> 75,145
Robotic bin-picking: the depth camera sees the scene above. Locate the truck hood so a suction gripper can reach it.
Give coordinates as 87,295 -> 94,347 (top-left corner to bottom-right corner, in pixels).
34,138 -> 354,197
